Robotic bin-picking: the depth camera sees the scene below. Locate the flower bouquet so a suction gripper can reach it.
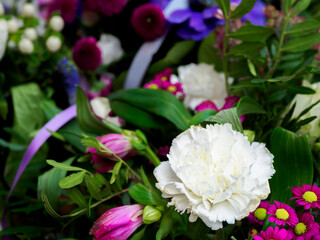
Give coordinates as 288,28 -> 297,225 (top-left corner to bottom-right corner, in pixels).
1,0 -> 320,239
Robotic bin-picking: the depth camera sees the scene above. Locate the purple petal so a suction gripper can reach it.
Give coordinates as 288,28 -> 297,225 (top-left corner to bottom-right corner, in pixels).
241,0 -> 266,26
202,6 -> 219,19
167,9 -> 193,23
189,12 -> 207,32
176,21 -> 213,40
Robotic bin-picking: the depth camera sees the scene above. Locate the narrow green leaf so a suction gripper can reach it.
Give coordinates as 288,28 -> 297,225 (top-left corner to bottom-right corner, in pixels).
189,110 -> 216,126
206,108 -> 243,133
230,0 -> 258,19
290,0 -> 311,16
286,19 -> 320,36
282,33 -> 320,53
284,0 -> 295,14
59,171 -> 86,189
46,160 -> 85,172
128,183 -> 165,205
247,59 -> 257,76
41,190 -> 62,219
215,0 -> 230,18
227,42 -> 265,58
129,226 -> 147,240
156,210 -> 173,240
0,138 -> 27,151
66,188 -> 87,208
288,85 -> 316,95
237,96 -> 266,115
110,161 -> 122,184
228,25 -> 274,42
85,174 -> 103,200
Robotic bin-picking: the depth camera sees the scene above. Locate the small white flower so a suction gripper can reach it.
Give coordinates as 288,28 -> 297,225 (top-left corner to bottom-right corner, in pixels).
7,19 -> 19,33
46,36 -> 61,52
90,97 -> 122,127
49,16 -> 64,32
18,38 -> 34,54
289,80 -> 320,143
21,3 -> 35,17
174,63 -> 227,110
24,28 -> 37,40
98,34 -> 124,65
154,124 -> 275,230
0,3 -> 5,15
0,19 -> 8,60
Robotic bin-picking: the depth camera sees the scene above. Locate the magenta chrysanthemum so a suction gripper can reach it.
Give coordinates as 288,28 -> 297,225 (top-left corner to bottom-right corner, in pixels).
47,0 -> 78,23
144,79 -> 163,90
153,68 -> 172,82
72,37 -> 102,71
84,0 -> 127,16
291,184 -> 320,210
267,201 -> 299,227
131,3 -> 166,41
288,211 -> 319,240
253,226 -> 290,240
248,201 -> 270,226
162,81 -> 183,96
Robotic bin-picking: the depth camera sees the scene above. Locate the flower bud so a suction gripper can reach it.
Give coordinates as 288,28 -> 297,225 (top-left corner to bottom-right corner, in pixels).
243,130 -> 255,143
49,16 -> 64,32
46,36 -> 61,52
24,28 -> 37,40
21,3 -> 35,17
0,3 -> 4,15
7,19 -> 19,33
143,205 -> 162,224
18,38 -> 34,54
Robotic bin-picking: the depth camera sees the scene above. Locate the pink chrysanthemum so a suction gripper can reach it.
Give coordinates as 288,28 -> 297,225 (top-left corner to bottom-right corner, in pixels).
267,201 -> 299,227
291,184 -> 320,210
153,68 -> 172,82
253,226 -> 290,240
72,37 -> 102,71
162,81 -> 183,96
288,211 -> 319,240
248,201 -> 270,226
131,3 -> 166,41
144,79 -> 163,90
84,0 -> 127,16
47,0 -> 78,23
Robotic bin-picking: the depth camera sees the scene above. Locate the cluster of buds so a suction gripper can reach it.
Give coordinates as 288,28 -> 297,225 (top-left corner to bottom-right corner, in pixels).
264,5 -> 304,28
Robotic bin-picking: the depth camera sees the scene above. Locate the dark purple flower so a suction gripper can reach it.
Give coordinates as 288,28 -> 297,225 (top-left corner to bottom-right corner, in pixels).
47,0 -> 78,23
131,3 -> 166,41
72,37 -> 102,71
253,226 -> 290,240
84,0 -> 127,16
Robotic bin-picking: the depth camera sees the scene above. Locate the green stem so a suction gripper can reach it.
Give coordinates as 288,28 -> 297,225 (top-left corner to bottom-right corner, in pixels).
144,146 -> 161,167
223,16 -> 230,95
102,120 -> 123,134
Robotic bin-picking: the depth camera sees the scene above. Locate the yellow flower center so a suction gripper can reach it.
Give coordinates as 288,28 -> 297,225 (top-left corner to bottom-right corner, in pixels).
254,208 -> 267,221
148,84 -> 158,89
302,191 -> 317,203
294,222 -> 307,235
146,18 -> 152,23
160,76 -> 167,81
167,86 -> 177,92
249,229 -> 258,237
275,209 -> 289,220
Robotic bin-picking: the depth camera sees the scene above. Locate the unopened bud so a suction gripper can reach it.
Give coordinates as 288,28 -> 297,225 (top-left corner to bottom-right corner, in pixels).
49,16 -> 64,32
0,3 -> 4,15
21,3 -> 35,17
7,19 -> 19,33
243,130 -> 255,143
24,28 -> 37,40
18,38 -> 34,54
46,36 -> 61,52
143,205 -> 162,224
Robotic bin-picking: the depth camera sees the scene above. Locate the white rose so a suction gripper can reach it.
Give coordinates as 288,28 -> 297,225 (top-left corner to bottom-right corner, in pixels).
154,124 -> 275,230
7,19 -> 19,33
46,36 -> 61,52
90,97 -> 122,127
0,3 -> 5,15
24,28 -> 37,40
174,63 -> 227,110
21,3 -> 35,17
98,34 -> 124,65
49,16 -> 64,32
18,38 -> 34,54
289,81 -> 320,143
0,19 -> 8,60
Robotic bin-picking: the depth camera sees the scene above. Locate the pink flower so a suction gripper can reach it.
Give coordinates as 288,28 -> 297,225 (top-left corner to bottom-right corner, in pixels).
131,4 -> 166,41
248,201 -> 270,226
288,212 -> 319,240
47,0 -> 78,23
153,68 -> 172,82
72,37 -> 102,71
195,100 -> 219,112
144,79 -> 163,89
87,134 -> 133,173
84,0 -> 127,16
90,204 -> 144,240
162,81 -> 183,96
267,201 -> 299,227
291,184 -> 320,210
253,226 -> 290,240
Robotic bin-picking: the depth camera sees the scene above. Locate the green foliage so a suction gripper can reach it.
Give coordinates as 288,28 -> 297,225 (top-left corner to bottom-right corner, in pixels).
189,110 -> 217,126
286,19 -> 320,36
206,108 -> 243,133
282,33 -> 320,52
237,96 -> 266,115
215,0 -> 230,18
59,171 -> 86,189
228,25 -> 274,42
128,183 -> 166,206
156,210 -> 173,240
230,0 -> 258,19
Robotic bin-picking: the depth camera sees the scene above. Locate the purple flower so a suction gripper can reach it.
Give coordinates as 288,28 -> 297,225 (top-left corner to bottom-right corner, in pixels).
131,3 -> 166,41
144,79 -> 163,90
162,81 -> 183,96
247,201 -> 270,226
267,201 -> 299,227
288,212 -> 319,240
153,68 -> 172,82
84,0 -> 127,16
253,226 -> 290,240
230,0 -> 266,26
47,0 -> 78,23
72,37 -> 102,71
90,204 -> 144,240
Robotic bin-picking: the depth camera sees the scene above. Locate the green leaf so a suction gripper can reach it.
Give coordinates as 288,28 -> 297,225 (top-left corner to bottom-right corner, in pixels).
59,171 -> 86,189
156,210 -> 173,240
0,138 -> 27,151
66,188 -> 87,208
46,159 -> 86,172
284,0 -> 295,14
129,226 -> 147,240
0,226 -> 48,236
290,0 -> 312,16
76,87 -> 113,134
189,110 -> 216,126
0,93 -> 8,120
228,25 -> 274,42
286,19 -> 320,36
247,59 -> 257,76
230,0 -> 258,19
282,33 -> 320,52
110,161 -> 122,184
215,0 -> 230,18
206,108 -> 243,133
237,96 -> 266,115
288,85 -> 316,94
269,127 -> 313,204
85,174 -> 106,200
41,190 -> 63,220
227,42 -> 265,58
128,183 -> 165,205
109,89 -> 192,131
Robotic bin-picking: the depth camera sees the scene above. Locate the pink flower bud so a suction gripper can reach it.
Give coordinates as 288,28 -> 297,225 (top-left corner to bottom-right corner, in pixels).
90,204 -> 144,240
195,100 -> 219,112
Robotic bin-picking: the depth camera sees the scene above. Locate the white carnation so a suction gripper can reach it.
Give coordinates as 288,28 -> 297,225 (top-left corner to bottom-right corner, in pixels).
98,34 -> 123,65
0,19 -> 8,60
18,38 -> 34,54
154,124 -> 275,230
46,36 -> 61,52
174,63 -> 227,110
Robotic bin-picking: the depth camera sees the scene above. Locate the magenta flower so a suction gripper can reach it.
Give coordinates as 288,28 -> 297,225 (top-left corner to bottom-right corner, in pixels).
131,3 -> 166,41
153,68 -> 172,82
87,134 -> 134,173
90,204 -> 144,240
162,81 -> 183,96
195,100 -> 219,112
288,211 -> 319,240
72,37 -> 102,71
253,226 -> 290,240
267,201 -> 299,227
248,201 -> 270,226
47,0 -> 78,23
86,76 -> 112,100
144,79 -> 163,90
84,0 -> 127,16
291,184 -> 320,210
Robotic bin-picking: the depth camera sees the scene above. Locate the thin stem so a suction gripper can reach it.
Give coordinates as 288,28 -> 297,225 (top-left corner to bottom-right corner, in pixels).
102,120 -> 123,134
223,16 -> 230,95
143,146 -> 161,167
